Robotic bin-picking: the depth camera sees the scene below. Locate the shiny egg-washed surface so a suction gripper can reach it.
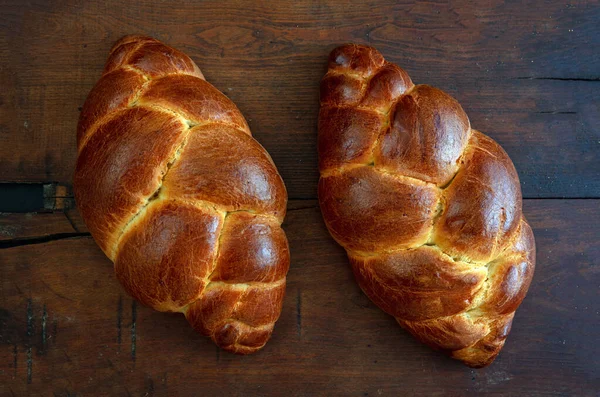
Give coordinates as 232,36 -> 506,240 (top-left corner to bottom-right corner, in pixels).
74,36 -> 289,354
318,44 -> 535,367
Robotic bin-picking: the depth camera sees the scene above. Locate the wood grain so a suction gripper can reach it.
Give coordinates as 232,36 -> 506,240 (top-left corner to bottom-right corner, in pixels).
1,200 -> 598,396
0,0 -> 599,198
0,212 -> 80,242
1,1 -> 599,395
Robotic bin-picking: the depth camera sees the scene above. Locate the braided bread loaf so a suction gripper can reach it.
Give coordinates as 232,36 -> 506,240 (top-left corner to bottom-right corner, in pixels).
318,44 -> 535,367
74,36 -> 289,354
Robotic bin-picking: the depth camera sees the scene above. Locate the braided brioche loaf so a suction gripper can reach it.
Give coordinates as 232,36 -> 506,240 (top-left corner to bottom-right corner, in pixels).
74,36 -> 289,354
318,44 -> 535,367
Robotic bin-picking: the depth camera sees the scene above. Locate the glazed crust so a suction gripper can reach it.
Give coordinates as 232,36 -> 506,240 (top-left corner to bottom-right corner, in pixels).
318,44 -> 535,367
74,36 -> 289,354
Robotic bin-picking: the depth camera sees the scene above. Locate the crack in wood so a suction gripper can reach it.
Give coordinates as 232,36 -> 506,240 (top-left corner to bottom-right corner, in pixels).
64,211 -> 80,233
41,305 -> 47,354
26,347 -> 32,384
26,299 -> 33,384
287,205 -> 319,212
13,344 -> 17,378
26,299 -> 34,338
117,296 -> 123,346
0,232 -> 91,249
131,300 -> 137,362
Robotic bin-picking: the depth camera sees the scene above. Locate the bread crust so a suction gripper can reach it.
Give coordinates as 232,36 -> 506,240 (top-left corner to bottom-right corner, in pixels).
318,44 -> 535,367
74,36 -> 289,354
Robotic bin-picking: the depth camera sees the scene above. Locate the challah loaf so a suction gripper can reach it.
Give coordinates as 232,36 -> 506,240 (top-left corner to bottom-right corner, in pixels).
74,36 -> 289,354
318,44 -> 535,367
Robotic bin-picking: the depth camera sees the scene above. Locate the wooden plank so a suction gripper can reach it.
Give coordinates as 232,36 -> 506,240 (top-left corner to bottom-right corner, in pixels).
0,212 -> 79,241
1,200 -> 598,395
1,1 -> 599,198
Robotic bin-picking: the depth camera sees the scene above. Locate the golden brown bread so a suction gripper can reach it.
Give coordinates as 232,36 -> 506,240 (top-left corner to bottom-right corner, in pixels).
318,44 -> 535,367
74,36 -> 289,354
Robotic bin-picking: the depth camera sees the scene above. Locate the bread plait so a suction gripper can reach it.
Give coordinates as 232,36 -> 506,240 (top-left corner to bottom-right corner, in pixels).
74,36 -> 289,354
318,44 -> 535,367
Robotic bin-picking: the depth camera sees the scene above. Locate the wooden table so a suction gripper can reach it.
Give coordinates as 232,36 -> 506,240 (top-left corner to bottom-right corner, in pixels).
1,1 -> 599,395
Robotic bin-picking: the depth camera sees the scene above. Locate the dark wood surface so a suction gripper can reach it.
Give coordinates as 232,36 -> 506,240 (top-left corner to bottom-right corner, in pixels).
1,0 -> 599,198
1,0 -> 599,395
1,201 -> 599,395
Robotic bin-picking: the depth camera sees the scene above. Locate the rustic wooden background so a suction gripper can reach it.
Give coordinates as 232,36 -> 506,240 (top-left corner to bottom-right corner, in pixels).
1,0 -> 599,395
